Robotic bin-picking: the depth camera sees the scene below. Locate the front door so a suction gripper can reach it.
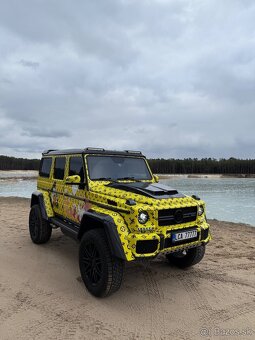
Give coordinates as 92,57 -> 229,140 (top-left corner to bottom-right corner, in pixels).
63,155 -> 87,224
51,156 -> 66,216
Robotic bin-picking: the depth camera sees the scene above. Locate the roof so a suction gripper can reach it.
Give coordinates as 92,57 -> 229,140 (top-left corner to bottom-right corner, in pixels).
42,147 -> 144,157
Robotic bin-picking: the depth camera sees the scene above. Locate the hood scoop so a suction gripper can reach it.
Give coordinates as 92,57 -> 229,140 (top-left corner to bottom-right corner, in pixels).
107,182 -> 185,199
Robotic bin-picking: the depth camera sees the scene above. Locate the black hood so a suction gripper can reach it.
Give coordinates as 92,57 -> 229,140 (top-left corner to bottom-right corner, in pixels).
107,182 -> 185,199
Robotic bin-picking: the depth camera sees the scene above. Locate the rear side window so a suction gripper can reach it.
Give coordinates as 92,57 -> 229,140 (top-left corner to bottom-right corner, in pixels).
69,157 -> 84,182
39,158 -> 52,178
54,157 -> 66,180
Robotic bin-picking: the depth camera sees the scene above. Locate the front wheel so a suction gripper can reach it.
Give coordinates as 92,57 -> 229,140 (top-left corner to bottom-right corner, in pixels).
166,244 -> 206,268
79,229 -> 124,297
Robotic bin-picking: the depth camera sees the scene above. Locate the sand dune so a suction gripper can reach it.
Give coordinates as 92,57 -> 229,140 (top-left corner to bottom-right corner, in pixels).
0,197 -> 254,339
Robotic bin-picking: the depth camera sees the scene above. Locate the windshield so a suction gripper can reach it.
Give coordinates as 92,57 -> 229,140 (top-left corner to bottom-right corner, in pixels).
87,155 -> 152,181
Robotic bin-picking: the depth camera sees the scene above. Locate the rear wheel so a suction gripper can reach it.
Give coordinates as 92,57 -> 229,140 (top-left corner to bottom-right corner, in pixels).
79,229 -> 124,297
29,205 -> 52,244
166,245 -> 206,268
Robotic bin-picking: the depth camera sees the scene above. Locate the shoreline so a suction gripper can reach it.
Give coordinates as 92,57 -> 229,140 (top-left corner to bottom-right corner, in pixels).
1,170 -> 255,180
0,196 -> 254,228
0,170 -> 38,180
158,173 -> 255,179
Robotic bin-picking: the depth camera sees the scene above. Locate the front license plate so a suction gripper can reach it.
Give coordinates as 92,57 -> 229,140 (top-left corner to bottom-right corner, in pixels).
172,229 -> 197,243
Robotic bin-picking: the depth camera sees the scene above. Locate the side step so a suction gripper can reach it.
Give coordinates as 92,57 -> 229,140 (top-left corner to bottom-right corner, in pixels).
50,217 -> 79,240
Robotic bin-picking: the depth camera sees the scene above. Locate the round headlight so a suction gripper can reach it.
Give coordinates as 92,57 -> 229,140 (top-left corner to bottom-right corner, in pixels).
138,211 -> 149,224
198,205 -> 204,216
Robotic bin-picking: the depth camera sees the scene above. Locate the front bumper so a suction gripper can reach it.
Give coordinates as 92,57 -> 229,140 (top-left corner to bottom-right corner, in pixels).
128,224 -> 211,258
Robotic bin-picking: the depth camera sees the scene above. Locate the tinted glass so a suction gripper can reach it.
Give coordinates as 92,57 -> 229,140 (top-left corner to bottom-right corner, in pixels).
69,157 -> 84,182
87,156 -> 152,180
54,157 -> 66,180
39,158 -> 52,178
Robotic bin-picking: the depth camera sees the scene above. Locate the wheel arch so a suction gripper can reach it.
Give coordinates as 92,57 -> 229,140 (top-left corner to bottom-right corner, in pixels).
79,211 -> 126,260
31,191 -> 54,220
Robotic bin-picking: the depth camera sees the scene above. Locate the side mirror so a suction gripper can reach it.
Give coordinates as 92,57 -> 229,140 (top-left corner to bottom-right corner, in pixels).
65,175 -> 81,184
153,174 -> 159,183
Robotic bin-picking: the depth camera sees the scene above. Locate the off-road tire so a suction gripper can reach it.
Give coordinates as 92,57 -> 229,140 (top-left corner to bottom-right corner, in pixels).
79,229 -> 124,297
29,204 -> 52,244
166,244 -> 206,268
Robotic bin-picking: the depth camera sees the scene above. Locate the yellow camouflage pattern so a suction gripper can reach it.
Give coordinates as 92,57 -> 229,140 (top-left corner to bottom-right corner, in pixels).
37,153 -> 211,261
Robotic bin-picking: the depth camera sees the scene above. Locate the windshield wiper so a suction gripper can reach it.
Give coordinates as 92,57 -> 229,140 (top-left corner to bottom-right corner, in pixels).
116,176 -> 141,182
94,177 -> 114,181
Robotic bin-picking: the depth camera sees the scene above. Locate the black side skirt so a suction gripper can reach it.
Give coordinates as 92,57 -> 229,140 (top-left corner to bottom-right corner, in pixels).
50,217 -> 79,240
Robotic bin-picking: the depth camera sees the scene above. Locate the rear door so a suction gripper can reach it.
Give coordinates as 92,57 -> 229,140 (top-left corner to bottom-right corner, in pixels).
38,157 -> 53,191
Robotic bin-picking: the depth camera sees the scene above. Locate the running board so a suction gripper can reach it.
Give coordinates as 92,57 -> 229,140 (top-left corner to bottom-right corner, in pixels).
50,217 -> 79,240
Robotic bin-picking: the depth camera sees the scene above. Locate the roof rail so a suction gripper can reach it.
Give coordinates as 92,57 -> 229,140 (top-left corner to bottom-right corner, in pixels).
42,149 -> 57,154
84,147 -> 105,151
124,150 -> 142,154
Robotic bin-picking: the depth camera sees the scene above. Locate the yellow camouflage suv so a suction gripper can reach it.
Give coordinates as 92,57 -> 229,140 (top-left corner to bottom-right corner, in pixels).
29,148 -> 211,297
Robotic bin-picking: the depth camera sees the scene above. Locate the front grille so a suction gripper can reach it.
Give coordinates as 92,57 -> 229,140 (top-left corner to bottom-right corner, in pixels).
158,206 -> 197,226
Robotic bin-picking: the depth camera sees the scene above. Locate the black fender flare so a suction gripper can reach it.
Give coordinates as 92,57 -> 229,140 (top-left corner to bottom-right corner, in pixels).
79,211 -> 126,260
31,191 -> 48,220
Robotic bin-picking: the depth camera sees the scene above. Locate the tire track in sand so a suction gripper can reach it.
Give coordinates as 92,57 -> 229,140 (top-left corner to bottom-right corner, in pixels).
177,272 -> 255,330
142,263 -> 166,340
0,280 -> 132,339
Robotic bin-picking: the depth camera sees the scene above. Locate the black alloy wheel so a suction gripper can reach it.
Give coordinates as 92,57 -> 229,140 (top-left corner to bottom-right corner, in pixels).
79,229 -> 124,297
81,242 -> 103,285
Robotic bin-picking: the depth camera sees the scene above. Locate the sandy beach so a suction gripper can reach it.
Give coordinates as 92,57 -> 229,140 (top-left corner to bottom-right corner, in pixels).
0,197 -> 254,340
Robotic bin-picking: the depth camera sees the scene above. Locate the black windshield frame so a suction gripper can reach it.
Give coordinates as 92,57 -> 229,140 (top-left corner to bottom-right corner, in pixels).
86,155 -> 153,181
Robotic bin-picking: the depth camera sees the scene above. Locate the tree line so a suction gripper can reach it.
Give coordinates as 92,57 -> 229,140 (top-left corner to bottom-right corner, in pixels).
0,155 -> 40,170
0,155 -> 255,174
148,158 -> 255,175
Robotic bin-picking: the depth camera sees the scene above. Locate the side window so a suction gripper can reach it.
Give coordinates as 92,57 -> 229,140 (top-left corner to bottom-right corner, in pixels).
39,158 -> 52,178
54,157 -> 66,180
69,157 -> 84,182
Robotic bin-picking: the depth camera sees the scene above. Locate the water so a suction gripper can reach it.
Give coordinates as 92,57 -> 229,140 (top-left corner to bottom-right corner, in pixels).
0,170 -> 37,198
161,177 -> 255,226
0,172 -> 254,226
0,178 -> 36,198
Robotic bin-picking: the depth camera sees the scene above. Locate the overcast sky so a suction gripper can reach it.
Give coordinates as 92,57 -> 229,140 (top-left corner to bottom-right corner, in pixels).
0,0 -> 255,159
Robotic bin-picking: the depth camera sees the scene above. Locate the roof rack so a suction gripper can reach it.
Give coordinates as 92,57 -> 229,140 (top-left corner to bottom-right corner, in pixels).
41,148 -> 145,157
42,149 -> 57,154
84,147 -> 105,152
124,150 -> 142,154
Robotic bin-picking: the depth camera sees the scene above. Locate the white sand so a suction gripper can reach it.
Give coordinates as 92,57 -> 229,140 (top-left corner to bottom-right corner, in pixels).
0,197 -> 254,340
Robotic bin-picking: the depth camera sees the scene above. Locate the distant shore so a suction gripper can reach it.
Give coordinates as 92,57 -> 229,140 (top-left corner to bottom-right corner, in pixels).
158,173 -> 255,179
0,170 -> 38,180
0,170 -> 254,180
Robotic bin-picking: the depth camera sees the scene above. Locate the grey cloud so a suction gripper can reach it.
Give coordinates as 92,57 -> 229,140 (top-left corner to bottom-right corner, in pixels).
19,59 -> 39,70
0,78 -> 13,84
22,127 -> 71,138
0,0 -> 255,159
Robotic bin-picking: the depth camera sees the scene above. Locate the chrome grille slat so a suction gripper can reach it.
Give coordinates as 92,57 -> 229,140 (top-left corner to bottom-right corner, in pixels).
158,206 -> 197,226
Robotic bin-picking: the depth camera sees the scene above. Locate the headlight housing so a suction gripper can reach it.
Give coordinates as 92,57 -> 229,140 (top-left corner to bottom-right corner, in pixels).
198,205 -> 204,216
138,211 -> 149,224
